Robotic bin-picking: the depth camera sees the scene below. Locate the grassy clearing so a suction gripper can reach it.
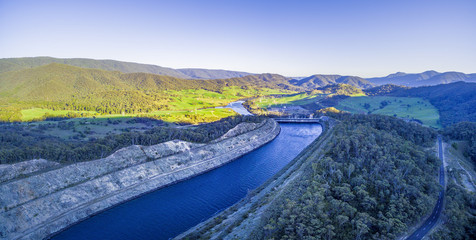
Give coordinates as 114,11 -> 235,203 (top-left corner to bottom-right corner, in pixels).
253,92 -> 325,109
22,107 -> 236,126
335,96 -> 441,128
165,87 -> 290,110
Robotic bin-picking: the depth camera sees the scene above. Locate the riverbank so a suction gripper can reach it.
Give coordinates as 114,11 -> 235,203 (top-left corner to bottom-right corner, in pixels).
176,118 -> 334,239
0,119 -> 280,240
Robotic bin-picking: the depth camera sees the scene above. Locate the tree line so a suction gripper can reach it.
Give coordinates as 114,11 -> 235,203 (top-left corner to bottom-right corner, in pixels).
0,115 -> 265,164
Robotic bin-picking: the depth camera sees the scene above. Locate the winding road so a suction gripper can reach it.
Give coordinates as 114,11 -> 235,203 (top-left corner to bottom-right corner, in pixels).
406,135 -> 445,240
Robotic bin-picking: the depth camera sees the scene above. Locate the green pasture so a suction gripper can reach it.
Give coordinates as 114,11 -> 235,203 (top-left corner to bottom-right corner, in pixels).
165,87 -> 291,110
253,92 -> 325,109
335,96 -> 441,128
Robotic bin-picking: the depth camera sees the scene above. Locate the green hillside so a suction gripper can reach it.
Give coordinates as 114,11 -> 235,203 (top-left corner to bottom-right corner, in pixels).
176,68 -> 251,79
290,74 -> 375,89
0,57 -> 188,78
367,82 -> 476,127
0,57 -> 252,79
249,84 -> 364,109
335,96 -> 441,128
0,63 -> 296,122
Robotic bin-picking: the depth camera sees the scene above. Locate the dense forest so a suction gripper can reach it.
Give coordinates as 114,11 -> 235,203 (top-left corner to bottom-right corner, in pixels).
250,114 -> 439,239
443,122 -> 476,163
0,115 -> 265,164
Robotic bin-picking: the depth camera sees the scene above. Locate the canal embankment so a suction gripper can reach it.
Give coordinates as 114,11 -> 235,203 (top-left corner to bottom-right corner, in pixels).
0,119 -> 279,240
175,118 -> 334,239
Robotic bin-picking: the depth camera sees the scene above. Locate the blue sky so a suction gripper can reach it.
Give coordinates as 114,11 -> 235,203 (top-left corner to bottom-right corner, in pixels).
1,0 -> 475,77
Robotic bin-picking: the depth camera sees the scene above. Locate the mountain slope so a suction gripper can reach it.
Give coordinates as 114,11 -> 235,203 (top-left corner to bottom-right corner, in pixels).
0,57 -> 253,79
176,68 -> 250,79
290,74 -> 374,89
315,83 -> 365,96
0,63 -> 131,101
367,71 -> 476,87
0,63 -> 298,121
0,63 -> 295,102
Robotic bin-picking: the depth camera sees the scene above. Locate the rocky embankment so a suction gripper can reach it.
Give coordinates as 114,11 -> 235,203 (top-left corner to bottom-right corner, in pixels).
0,119 -> 280,240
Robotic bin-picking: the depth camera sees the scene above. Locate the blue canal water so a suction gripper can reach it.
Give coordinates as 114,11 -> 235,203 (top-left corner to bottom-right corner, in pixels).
52,123 -> 322,240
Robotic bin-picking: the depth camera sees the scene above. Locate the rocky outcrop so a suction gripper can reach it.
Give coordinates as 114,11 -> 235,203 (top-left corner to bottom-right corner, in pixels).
211,121 -> 264,143
0,119 -> 280,240
0,159 -> 59,184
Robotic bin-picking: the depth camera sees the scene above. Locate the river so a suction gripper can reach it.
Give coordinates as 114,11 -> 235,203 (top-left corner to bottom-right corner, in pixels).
216,100 -> 253,115
52,123 -> 322,240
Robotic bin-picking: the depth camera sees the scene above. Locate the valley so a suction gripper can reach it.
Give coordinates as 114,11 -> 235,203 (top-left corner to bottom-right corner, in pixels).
2,1 -> 476,239
0,57 -> 475,240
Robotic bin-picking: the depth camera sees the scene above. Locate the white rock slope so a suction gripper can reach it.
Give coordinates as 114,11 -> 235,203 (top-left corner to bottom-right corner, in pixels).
0,119 -> 280,240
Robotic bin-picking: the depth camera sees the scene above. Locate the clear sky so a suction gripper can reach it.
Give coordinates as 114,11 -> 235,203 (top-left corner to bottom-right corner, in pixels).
1,0 -> 475,77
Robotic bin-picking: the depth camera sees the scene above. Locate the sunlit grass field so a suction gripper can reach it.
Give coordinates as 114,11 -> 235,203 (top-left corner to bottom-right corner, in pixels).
165,87 -> 289,110
19,86 -> 284,123
253,92 -> 325,109
335,96 -> 441,128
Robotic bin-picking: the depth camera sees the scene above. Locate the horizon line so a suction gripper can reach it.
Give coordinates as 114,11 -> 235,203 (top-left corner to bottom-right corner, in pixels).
1,55 -> 475,78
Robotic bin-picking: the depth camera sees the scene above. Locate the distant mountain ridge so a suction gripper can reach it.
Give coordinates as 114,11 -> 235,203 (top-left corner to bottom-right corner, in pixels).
289,74 -> 375,89
367,71 -> 476,87
176,68 -> 250,79
0,57 -> 252,80
2,57 -> 475,87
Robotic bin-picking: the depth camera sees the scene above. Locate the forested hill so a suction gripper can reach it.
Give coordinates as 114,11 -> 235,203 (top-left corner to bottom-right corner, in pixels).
0,57 -> 252,79
289,74 -> 375,89
0,63 -> 296,101
367,71 -> 476,87
175,68 -> 251,79
366,82 -> 476,127
315,83 -> 365,95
